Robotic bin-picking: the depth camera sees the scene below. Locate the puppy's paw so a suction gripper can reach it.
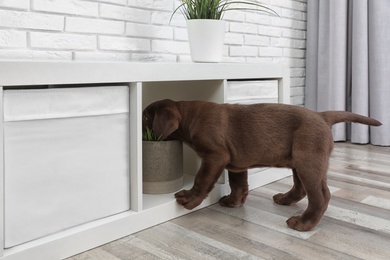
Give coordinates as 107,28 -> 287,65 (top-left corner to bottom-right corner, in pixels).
273,193 -> 291,205
286,216 -> 314,231
174,189 -> 203,210
219,195 -> 244,208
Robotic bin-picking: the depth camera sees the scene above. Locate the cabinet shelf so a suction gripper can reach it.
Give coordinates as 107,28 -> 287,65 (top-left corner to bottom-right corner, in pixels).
143,174 -> 230,210
143,174 -> 195,210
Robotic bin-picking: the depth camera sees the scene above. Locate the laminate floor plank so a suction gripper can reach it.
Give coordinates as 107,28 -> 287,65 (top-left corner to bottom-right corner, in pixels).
67,143 -> 390,260
172,209 -> 299,260
173,208 -> 354,260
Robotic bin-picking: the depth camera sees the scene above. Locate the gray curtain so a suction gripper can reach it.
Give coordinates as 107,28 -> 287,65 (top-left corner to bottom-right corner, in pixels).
305,0 -> 390,146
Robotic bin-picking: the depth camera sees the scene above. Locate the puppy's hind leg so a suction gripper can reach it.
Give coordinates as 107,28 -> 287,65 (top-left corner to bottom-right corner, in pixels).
219,171 -> 249,207
286,164 -> 331,231
273,169 -> 306,205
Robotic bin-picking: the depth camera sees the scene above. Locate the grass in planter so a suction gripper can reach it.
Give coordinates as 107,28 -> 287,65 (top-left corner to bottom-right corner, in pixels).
143,126 -> 163,141
171,0 -> 279,21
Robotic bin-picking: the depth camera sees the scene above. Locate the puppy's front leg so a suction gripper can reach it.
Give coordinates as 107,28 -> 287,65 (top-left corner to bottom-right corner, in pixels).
175,155 -> 227,210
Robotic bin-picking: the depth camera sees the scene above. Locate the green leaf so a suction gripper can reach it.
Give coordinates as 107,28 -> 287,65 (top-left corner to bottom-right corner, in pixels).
170,0 -> 279,23
143,126 -> 163,141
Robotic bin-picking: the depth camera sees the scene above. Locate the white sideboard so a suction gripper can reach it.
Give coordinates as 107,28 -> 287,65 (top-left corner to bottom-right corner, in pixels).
0,62 -> 291,260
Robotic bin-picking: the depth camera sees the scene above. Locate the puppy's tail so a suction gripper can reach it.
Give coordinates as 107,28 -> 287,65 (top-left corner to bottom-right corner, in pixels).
319,111 -> 382,127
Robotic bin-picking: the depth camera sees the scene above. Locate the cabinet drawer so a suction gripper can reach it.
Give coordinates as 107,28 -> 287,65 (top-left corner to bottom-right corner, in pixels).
3,86 -> 130,248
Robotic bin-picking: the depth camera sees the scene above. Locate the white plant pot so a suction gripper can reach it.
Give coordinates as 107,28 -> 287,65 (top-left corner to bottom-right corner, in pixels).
186,19 -> 226,63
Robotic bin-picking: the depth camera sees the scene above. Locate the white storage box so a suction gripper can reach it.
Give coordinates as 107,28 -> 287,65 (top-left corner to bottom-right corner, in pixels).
3,86 -> 130,248
227,80 -> 278,104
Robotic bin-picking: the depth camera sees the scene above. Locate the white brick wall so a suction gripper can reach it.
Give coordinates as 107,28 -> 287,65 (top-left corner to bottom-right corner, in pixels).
0,0 -> 307,105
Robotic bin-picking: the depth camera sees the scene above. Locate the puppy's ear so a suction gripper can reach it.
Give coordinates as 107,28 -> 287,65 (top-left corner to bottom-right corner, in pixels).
152,107 -> 180,140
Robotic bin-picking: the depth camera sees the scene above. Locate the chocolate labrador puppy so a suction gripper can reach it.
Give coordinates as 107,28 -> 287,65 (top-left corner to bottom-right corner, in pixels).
142,99 -> 381,231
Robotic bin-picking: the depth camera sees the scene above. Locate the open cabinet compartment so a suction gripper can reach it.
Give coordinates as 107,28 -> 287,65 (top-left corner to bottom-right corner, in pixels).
141,80 -> 228,209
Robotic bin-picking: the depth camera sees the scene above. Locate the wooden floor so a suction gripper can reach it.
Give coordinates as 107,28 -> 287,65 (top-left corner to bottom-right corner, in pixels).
68,142 -> 390,260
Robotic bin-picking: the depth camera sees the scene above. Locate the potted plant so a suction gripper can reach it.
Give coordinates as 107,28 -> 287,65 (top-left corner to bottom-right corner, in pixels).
142,127 -> 184,194
171,0 -> 279,63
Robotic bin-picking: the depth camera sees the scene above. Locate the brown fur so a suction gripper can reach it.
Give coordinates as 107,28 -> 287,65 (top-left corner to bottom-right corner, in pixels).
142,99 -> 381,231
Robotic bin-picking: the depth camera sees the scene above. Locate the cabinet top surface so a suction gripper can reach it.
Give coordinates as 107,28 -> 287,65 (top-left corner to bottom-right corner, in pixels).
0,62 -> 288,86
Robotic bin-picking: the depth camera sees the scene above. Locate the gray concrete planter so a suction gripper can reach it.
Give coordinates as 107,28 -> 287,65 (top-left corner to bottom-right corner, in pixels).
142,140 -> 183,194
